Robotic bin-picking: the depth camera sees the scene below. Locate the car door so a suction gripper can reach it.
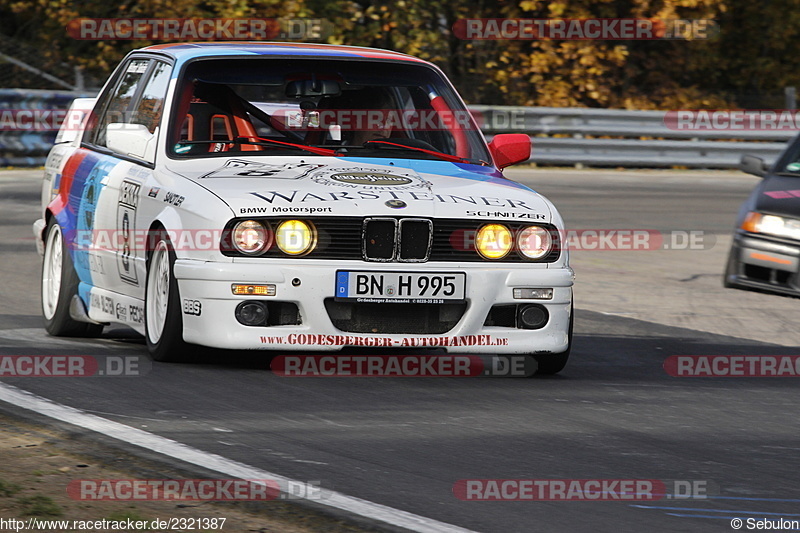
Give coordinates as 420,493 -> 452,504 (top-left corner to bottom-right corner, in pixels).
76,56 -> 172,309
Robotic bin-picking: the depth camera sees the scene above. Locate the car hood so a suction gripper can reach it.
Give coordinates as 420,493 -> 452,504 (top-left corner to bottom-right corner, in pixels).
755,175 -> 800,217
165,157 -> 553,223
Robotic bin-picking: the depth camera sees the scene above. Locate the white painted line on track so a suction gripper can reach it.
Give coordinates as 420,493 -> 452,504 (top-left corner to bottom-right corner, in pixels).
0,382 -> 477,533
0,328 -> 92,346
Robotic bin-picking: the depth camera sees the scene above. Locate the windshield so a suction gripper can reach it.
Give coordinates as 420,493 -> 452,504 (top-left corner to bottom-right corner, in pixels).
167,57 -> 491,164
780,151 -> 800,174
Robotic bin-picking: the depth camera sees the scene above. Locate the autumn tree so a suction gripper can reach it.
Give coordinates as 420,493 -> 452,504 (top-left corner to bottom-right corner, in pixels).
0,0 -> 797,109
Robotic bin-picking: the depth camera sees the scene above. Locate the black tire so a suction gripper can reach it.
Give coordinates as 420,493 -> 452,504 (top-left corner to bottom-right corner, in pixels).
533,303 -> 573,375
723,245 -> 738,289
144,231 -> 191,362
41,220 -> 104,337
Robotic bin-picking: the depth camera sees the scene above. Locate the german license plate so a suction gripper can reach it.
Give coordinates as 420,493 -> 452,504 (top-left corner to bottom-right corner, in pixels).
335,271 -> 466,303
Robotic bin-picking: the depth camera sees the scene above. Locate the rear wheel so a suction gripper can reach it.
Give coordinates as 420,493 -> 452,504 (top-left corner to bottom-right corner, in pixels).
145,234 -> 190,362
533,303 -> 573,375
41,220 -> 103,337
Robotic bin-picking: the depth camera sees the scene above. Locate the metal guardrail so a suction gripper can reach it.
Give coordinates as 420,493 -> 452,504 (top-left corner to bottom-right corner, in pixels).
528,137 -> 789,168
472,105 -> 796,168
0,89 -> 92,167
0,92 -> 794,169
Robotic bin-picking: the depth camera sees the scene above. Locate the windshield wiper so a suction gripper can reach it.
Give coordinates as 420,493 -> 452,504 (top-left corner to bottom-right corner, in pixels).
237,136 -> 337,156
362,140 -> 476,164
175,137 -> 336,157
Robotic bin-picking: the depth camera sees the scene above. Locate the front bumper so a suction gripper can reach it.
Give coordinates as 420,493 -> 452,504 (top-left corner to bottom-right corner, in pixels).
726,233 -> 800,297
174,259 -> 574,353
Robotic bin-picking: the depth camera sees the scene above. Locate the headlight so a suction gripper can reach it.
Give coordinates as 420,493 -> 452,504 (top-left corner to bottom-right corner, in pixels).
475,223 -> 512,259
741,212 -> 800,241
276,220 -> 316,255
232,220 -> 271,255
517,226 -> 553,259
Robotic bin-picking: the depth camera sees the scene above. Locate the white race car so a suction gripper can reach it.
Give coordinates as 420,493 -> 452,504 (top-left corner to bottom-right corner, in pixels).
35,42 -> 574,373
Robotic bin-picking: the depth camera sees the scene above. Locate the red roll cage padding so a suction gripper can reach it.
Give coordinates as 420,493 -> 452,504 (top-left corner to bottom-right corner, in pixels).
227,95 -> 261,152
429,95 -> 469,159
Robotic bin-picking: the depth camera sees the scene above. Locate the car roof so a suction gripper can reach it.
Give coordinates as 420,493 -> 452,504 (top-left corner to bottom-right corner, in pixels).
141,42 -> 430,65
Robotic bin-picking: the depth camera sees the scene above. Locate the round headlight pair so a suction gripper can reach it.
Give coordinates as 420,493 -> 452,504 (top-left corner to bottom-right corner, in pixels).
475,224 -> 552,260
232,219 -> 316,256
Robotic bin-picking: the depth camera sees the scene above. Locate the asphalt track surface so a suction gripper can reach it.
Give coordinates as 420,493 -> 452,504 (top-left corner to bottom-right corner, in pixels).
1,167 -> 799,533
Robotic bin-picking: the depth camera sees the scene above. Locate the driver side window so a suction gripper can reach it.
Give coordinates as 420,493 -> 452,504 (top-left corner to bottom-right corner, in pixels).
130,61 -> 171,134
84,58 -> 172,161
87,59 -> 150,148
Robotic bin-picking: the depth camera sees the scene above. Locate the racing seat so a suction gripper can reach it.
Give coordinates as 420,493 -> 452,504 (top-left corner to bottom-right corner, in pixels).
178,82 -> 262,153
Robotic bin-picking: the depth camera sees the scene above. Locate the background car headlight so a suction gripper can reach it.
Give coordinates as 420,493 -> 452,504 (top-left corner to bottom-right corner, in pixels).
232,220 -> 271,255
276,220 -> 316,255
741,212 -> 800,241
476,223 -> 512,259
517,226 -> 553,259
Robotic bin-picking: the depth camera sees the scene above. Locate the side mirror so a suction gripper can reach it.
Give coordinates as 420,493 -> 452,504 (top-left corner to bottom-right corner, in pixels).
740,154 -> 768,178
489,134 -> 531,170
106,123 -> 156,162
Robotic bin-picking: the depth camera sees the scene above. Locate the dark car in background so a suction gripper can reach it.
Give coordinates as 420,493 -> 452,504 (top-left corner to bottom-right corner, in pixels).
724,146 -> 800,297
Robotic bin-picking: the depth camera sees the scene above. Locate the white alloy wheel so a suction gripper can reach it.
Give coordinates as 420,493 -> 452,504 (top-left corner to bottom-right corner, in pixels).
146,240 -> 170,344
42,223 -> 64,320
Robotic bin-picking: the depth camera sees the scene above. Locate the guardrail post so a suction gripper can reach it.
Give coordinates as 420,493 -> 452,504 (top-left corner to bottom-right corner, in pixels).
785,87 -> 796,111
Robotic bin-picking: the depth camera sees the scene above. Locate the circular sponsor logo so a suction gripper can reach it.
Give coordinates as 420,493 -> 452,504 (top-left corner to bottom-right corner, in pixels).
330,172 -> 413,186
309,166 -> 426,191
385,199 -> 407,209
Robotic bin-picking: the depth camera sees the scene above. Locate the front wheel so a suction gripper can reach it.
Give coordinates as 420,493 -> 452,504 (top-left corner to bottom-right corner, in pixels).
41,220 -> 103,337
533,304 -> 573,375
722,246 -> 739,289
145,235 -> 190,362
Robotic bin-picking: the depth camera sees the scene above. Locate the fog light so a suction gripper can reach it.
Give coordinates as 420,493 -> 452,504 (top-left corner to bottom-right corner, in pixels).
235,301 -> 269,326
517,304 -> 548,330
231,284 -> 276,296
513,288 -> 553,300
276,220 -> 316,255
476,223 -> 512,259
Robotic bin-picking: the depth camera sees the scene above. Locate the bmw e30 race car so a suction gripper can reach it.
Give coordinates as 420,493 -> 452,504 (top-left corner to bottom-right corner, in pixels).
34,42 -> 574,373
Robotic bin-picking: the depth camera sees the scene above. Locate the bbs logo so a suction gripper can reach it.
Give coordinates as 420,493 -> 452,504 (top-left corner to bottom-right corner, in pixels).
183,299 -> 202,316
